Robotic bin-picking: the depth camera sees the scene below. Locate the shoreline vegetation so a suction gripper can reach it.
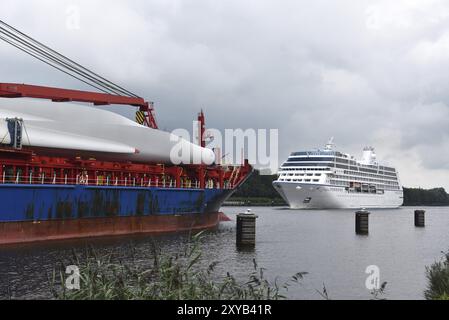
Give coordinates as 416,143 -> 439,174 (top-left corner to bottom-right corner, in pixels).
49,240 -> 449,300
226,170 -> 449,207
51,233 -> 307,300
425,251 -> 449,300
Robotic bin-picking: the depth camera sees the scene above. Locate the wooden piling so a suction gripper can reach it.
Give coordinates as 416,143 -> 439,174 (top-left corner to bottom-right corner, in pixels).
355,210 -> 370,235
236,211 -> 258,247
415,210 -> 425,227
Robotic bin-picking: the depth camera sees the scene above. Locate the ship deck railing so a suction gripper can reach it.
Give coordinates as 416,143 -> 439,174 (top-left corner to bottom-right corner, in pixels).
0,174 -> 235,190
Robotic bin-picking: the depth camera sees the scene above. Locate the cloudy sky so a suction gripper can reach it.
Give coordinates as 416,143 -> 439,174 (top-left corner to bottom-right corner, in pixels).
1,0 -> 449,189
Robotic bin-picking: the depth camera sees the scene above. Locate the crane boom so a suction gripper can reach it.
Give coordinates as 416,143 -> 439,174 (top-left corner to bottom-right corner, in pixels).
0,82 -> 158,129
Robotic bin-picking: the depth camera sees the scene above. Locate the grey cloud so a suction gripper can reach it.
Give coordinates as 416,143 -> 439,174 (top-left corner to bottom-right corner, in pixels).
2,0 -> 449,188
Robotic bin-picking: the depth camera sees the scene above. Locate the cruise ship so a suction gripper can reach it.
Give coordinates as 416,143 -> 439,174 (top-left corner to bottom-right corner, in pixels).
272,139 -> 403,209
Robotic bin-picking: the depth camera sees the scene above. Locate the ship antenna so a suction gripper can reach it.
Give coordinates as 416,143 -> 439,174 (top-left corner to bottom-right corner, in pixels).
325,137 -> 334,150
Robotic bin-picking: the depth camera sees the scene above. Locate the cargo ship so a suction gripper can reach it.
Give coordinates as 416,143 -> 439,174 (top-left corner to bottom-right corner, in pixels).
0,21 -> 252,245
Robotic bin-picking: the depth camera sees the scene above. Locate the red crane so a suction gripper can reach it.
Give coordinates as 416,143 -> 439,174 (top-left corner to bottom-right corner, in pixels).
0,82 -> 158,129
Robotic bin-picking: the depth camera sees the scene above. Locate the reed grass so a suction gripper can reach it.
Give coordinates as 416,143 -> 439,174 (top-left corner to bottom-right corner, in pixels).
51,232 -> 307,300
425,251 -> 449,300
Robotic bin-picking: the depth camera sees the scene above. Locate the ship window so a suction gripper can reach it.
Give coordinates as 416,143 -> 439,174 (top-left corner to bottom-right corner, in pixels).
282,161 -> 334,168
290,157 -> 334,162
291,152 -> 309,156
313,179 -> 319,182
336,158 -> 349,164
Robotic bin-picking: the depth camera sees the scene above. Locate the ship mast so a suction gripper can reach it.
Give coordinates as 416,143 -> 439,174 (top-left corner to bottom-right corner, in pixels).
325,137 -> 334,150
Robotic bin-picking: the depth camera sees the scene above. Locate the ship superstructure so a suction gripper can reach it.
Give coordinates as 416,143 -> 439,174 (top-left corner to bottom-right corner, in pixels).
273,139 -> 403,209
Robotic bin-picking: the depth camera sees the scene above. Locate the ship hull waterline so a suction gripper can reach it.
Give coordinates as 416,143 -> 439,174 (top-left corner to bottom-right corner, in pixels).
0,184 -> 235,245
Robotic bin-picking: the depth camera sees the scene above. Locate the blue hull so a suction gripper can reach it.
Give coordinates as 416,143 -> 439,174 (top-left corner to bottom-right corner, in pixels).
0,184 -> 236,244
0,184 -> 234,222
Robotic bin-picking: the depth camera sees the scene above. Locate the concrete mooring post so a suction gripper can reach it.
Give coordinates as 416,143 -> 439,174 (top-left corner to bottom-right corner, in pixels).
355,210 -> 370,235
236,209 -> 258,247
415,210 -> 425,227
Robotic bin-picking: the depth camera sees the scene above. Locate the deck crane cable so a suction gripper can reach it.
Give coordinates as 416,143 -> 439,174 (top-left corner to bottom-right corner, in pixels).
0,24 -> 127,96
0,20 -> 138,97
0,34 -> 111,94
0,26 -> 124,96
0,19 -> 141,98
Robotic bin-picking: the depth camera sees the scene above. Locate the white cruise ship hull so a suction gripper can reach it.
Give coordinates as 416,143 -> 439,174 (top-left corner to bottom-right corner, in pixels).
273,182 -> 403,209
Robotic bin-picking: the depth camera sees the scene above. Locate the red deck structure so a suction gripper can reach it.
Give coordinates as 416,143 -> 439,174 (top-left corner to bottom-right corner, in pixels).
0,83 -> 158,129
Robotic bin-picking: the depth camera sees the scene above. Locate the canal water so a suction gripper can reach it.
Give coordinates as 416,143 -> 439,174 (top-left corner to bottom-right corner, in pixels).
1,206 -> 448,300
